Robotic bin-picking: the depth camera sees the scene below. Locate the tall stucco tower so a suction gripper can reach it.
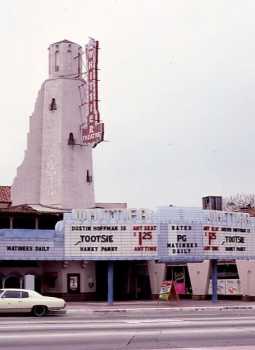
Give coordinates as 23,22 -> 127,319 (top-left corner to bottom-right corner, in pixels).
12,39 -> 95,209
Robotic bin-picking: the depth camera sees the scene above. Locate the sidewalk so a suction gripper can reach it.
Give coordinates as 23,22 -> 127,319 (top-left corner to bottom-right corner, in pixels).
66,299 -> 255,313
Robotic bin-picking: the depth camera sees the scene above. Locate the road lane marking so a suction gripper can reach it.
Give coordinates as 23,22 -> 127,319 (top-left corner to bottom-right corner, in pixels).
0,325 -> 255,339
1,315 -> 255,326
161,347 -> 255,350
0,319 -> 255,335
1,317 -> 255,331
140,347 -> 255,350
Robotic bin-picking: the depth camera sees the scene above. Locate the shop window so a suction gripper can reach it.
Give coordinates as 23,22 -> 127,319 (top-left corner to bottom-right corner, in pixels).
0,215 -> 10,228
13,215 -> 35,229
217,264 -> 238,279
4,276 -> 21,289
44,273 -> 57,289
67,274 -> 80,294
166,265 -> 192,295
38,214 -> 62,230
49,98 -> 57,111
47,276 -> 57,289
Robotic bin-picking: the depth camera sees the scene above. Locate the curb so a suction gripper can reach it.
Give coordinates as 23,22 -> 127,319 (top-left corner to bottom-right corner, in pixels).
67,305 -> 255,313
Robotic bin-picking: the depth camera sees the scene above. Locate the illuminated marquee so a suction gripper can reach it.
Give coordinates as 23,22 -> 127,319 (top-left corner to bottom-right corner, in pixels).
167,224 -> 202,256
80,38 -> 104,147
64,224 -> 158,259
203,226 -> 251,257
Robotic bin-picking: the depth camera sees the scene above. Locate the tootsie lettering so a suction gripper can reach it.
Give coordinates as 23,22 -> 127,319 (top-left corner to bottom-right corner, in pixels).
80,235 -> 113,243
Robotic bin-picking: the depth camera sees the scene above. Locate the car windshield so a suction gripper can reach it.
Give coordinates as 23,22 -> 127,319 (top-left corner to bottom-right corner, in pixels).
0,290 -> 4,297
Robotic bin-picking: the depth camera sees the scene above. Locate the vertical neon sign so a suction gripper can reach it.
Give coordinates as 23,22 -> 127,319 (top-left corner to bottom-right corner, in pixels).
81,38 -> 104,147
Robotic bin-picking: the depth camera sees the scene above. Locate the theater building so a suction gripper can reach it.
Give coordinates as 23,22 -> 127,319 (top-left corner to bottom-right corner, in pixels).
1,201 -> 255,300
1,39 -> 255,301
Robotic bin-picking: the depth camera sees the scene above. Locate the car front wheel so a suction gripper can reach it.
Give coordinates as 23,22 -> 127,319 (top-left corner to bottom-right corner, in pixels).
32,305 -> 48,317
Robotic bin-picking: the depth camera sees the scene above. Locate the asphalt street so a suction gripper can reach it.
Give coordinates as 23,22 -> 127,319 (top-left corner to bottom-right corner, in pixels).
0,308 -> 255,350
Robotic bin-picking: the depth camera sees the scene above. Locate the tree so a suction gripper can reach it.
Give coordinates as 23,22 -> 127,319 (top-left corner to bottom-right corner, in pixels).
223,194 -> 255,211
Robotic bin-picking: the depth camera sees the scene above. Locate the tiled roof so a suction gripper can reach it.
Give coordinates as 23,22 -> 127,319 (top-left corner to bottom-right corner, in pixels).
30,205 -> 67,213
0,186 -> 11,203
0,204 -> 64,214
52,39 -> 78,45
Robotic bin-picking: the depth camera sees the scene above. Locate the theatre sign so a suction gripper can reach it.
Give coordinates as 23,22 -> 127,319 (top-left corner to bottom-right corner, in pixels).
167,224 -> 202,257
1,208 -> 255,262
203,225 -> 252,258
0,230 -> 63,261
64,223 -> 158,259
80,38 -> 104,147
63,208 -> 255,261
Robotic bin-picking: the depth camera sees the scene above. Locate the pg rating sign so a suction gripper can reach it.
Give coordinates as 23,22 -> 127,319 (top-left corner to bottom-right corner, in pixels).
167,224 -> 202,257
64,224 -> 158,259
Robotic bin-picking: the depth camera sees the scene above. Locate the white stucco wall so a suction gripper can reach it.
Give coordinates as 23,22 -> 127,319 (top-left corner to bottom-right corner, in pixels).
39,78 -> 94,209
12,87 -> 44,204
236,260 -> 255,297
148,261 -> 166,296
188,261 -> 210,296
48,40 -> 82,80
12,40 -> 95,209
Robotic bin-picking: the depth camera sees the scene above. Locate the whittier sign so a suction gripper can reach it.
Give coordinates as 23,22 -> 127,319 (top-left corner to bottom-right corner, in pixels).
80,38 -> 104,147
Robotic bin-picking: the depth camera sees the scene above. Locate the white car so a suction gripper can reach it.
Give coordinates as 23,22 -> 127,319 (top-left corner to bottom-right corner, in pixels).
0,289 -> 66,317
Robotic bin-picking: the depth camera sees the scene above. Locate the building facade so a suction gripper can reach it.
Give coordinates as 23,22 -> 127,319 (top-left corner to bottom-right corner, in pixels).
1,40 -> 255,301
1,205 -> 255,301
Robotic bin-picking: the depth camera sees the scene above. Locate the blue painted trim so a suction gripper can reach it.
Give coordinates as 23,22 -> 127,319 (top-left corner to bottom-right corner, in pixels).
0,229 -> 58,239
211,259 -> 218,304
107,261 -> 114,305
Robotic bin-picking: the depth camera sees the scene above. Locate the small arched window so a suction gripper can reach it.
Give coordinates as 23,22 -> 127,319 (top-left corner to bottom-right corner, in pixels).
68,132 -> 75,145
86,170 -> 92,183
49,98 -> 57,111
55,50 -> 59,72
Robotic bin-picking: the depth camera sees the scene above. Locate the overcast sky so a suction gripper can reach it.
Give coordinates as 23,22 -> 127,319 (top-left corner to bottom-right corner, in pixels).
0,0 -> 255,209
